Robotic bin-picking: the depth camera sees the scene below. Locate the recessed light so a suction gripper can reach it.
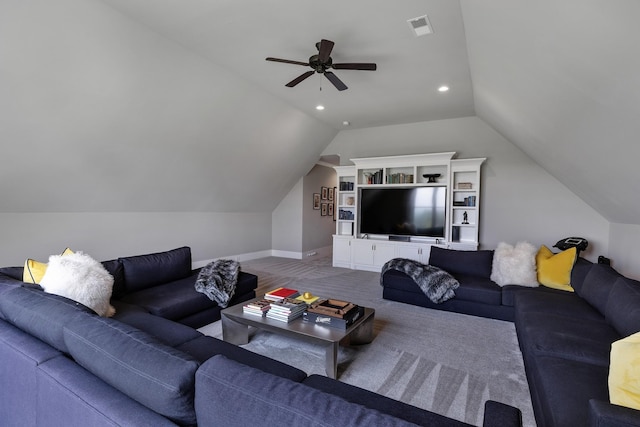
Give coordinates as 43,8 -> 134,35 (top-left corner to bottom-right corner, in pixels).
438,86 -> 449,92
342,121 -> 350,126
316,105 -> 325,110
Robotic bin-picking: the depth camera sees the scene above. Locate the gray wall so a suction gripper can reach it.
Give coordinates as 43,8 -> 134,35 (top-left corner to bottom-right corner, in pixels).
0,0 -> 335,266
272,179 -> 303,254
322,116 -> 610,263
271,164 -> 336,257
609,224 -> 640,280
0,212 -> 271,266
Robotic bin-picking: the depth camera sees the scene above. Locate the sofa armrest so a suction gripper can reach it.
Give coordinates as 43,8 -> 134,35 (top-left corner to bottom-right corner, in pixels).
589,399 -> 640,427
483,400 -> 522,427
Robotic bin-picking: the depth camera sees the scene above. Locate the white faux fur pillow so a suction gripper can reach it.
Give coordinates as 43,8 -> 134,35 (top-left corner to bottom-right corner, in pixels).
490,241 -> 539,287
40,252 -> 116,317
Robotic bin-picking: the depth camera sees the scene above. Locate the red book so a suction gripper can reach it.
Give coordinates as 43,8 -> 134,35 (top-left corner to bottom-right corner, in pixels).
265,287 -> 300,300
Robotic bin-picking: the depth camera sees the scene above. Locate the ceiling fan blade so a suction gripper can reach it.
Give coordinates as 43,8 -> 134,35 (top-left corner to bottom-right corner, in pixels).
266,57 -> 309,66
324,71 -> 347,91
285,71 -> 315,87
333,63 -> 377,71
317,39 -> 335,63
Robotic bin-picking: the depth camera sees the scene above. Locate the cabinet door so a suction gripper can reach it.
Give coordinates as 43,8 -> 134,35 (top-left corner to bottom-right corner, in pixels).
371,243 -> 396,268
352,240 -> 375,266
333,237 -> 352,266
396,243 -> 432,264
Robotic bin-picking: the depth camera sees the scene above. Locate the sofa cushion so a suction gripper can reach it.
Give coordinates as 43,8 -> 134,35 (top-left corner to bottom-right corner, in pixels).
535,246 -> 576,291
514,290 -> 604,322
578,263 -> 622,315
101,259 -> 125,299
120,247 -> 192,293
429,246 -> 494,279
609,332 -> 640,411
113,310 -> 202,347
120,271 -> 213,320
568,257 -> 593,295
382,269 -> 502,305
449,273 -> 502,305
195,355 -> 420,427
63,315 -> 199,425
0,286 -> 96,353
605,277 -> 640,337
527,355 -> 609,427
516,316 -> 617,367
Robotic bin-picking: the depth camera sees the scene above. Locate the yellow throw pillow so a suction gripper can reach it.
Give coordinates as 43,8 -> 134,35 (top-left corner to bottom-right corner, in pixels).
536,245 -> 576,291
23,248 -> 75,284
23,258 -> 48,284
609,332 -> 640,410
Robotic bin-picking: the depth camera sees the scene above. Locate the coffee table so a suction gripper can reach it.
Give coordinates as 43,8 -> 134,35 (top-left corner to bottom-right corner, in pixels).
221,298 -> 375,379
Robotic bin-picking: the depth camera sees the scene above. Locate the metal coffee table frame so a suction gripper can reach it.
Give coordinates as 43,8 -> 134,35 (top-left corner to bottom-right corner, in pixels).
221,300 -> 375,379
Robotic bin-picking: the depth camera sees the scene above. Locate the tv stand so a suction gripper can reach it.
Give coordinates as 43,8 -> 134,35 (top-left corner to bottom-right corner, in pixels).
332,152 -> 485,270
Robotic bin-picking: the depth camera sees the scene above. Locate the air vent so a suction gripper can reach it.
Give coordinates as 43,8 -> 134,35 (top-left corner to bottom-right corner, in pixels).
407,15 -> 433,37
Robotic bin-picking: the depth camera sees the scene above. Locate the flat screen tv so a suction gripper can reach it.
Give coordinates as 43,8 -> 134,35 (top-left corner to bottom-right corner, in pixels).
359,187 -> 446,238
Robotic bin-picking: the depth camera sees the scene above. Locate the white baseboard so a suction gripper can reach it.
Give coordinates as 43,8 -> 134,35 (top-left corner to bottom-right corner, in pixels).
192,247 -> 332,269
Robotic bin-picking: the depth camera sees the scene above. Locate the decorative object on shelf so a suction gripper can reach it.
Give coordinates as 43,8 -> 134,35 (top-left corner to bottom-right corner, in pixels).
457,182 -> 473,189
423,173 -> 441,183
321,187 -> 328,200
313,193 -> 320,210
462,211 -> 469,224
346,196 -> 355,206
328,187 -> 334,201
321,203 -> 328,216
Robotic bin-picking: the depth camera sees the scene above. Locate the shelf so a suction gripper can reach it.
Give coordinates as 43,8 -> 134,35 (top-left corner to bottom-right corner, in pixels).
452,206 -> 477,210
452,223 -> 476,227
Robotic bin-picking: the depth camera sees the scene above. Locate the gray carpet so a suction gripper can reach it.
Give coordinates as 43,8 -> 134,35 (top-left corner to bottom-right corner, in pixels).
198,256 -> 536,427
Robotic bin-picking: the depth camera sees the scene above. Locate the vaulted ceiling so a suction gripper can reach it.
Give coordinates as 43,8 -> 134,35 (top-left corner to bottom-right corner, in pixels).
2,0 -> 639,224
88,0 -> 640,224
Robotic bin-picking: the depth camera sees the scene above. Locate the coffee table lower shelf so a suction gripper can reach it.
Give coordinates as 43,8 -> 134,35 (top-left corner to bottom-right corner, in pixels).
221,303 -> 375,379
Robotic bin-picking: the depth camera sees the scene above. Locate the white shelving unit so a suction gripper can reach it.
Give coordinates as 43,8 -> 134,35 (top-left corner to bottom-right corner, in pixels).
449,158 -> 485,248
332,153 -> 485,271
334,166 -> 356,237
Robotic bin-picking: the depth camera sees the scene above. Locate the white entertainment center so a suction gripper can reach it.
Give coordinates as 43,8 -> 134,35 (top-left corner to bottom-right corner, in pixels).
333,152 -> 485,271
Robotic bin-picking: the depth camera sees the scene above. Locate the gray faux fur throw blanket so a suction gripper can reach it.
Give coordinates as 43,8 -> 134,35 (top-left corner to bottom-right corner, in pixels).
194,259 -> 240,308
381,258 -> 460,304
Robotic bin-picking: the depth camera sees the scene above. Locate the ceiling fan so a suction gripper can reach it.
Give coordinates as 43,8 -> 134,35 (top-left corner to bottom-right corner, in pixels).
266,39 -> 376,91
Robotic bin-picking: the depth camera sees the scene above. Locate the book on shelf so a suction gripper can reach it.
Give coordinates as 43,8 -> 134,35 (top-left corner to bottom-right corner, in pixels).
264,287 -> 300,301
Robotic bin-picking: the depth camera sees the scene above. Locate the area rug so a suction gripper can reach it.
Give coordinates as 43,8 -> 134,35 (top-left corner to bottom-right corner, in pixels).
198,256 -> 536,427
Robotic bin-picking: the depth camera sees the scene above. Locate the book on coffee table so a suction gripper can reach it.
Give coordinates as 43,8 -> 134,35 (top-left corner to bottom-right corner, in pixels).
266,298 -> 306,322
264,287 -> 300,301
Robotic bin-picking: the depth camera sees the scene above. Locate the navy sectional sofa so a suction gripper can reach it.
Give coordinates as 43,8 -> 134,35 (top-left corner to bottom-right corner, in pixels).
382,246 -> 640,427
0,246 -> 523,427
382,246 -> 523,321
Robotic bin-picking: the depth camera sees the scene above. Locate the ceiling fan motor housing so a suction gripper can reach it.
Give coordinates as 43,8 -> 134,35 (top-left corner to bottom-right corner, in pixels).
309,55 -> 332,73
